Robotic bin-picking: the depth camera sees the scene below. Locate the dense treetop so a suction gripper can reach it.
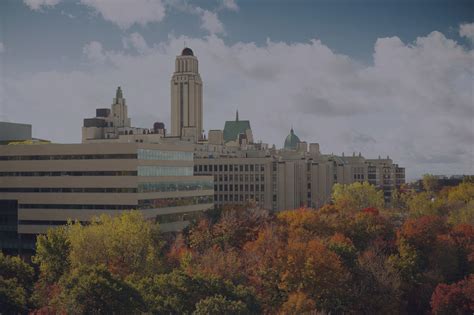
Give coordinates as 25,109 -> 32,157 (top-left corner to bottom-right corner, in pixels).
1,180 -> 473,314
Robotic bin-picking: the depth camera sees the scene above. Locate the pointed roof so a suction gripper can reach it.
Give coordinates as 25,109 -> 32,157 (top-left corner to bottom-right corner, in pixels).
116,86 -> 123,99
223,111 -> 251,143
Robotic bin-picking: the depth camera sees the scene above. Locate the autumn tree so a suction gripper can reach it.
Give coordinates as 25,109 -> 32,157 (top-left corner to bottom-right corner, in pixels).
332,182 -> 384,212
67,211 -> 164,278
279,292 -> 317,314
430,275 -> 474,315
422,174 -> 440,193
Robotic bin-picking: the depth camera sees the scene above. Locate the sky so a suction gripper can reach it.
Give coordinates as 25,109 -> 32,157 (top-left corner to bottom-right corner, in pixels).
0,0 -> 473,180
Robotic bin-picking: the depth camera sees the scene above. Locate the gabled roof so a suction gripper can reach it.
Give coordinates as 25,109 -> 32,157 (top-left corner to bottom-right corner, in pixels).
223,120 -> 251,143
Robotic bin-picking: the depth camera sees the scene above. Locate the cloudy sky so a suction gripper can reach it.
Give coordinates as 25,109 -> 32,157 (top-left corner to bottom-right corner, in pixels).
0,0 -> 473,179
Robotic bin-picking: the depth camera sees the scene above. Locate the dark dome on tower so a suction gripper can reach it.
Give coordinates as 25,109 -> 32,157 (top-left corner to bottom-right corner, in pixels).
284,128 -> 301,150
181,47 -> 194,56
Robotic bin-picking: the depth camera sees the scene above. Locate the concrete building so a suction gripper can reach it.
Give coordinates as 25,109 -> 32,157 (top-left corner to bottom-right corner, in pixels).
0,142 -> 213,253
0,121 -> 32,143
170,47 -> 203,141
81,46 -> 405,212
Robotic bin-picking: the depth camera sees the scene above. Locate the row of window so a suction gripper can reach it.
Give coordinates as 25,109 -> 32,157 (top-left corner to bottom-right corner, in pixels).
18,195 -> 214,211
138,195 -> 213,209
195,164 -> 265,173
19,204 -> 136,210
214,194 -> 265,203
138,166 -> 193,177
215,184 -> 265,192
19,220 -> 88,226
137,149 -> 193,161
138,180 -> 213,193
0,171 -> 137,177
0,187 -> 136,193
212,174 -> 265,182
0,154 -> 137,161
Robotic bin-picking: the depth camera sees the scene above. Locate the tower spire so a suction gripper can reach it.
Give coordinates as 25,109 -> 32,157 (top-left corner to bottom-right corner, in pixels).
236,109 -> 239,121
116,86 -> 123,99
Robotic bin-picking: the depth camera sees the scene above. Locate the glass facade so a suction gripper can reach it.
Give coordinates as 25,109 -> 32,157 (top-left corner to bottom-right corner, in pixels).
137,149 -> 193,161
138,166 -> 193,177
138,180 -> 213,193
138,195 -> 213,209
0,154 -> 137,161
0,171 -> 137,177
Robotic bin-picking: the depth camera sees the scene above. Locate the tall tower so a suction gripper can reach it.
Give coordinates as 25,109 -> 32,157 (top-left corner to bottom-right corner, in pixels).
170,47 -> 203,140
111,86 -> 131,128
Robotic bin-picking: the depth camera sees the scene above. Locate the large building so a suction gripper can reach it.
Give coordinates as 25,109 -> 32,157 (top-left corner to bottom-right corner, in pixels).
1,46 -> 405,254
81,46 -> 405,211
0,142 -> 213,253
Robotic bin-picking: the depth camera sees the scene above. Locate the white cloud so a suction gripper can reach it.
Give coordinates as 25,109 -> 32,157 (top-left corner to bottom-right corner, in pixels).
197,9 -> 225,35
222,0 -> 239,11
80,0 -> 165,29
0,42 -> 4,53
3,31 -> 473,179
122,32 -> 150,54
23,0 -> 61,10
459,22 -> 474,43
82,41 -> 106,63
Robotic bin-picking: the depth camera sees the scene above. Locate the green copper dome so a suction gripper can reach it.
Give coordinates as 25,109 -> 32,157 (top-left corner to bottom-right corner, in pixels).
284,128 -> 301,150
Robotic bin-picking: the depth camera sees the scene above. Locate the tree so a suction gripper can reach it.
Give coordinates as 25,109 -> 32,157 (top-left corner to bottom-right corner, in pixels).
447,182 -> 474,205
430,276 -> 474,315
407,192 -> 447,218
332,182 -> 384,212
33,225 -> 70,284
422,174 -> 440,192
279,292 -> 317,314
352,248 -> 402,314
0,253 -> 35,313
133,270 -> 259,314
67,211 -> 164,278
193,295 -> 247,315
279,239 -> 351,312
58,264 -> 145,314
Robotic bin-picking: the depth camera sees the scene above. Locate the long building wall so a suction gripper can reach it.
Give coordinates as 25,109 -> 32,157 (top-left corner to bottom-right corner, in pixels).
0,142 -> 213,253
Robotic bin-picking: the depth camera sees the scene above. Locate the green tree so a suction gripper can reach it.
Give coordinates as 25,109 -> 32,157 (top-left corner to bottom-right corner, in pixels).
193,295 -> 247,315
0,253 -> 35,313
332,182 -> 384,212
58,264 -> 145,314
33,225 -> 70,283
133,270 -> 259,314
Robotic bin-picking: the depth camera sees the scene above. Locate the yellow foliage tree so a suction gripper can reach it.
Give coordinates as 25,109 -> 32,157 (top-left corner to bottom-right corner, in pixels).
332,182 -> 384,212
